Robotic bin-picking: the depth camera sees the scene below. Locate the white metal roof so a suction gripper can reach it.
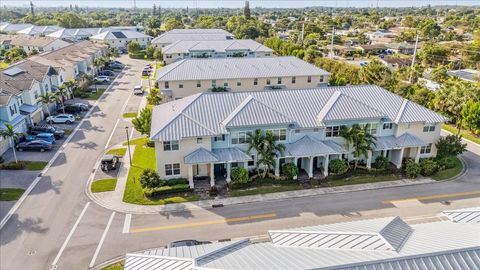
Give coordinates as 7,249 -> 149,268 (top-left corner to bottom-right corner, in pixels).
150,85 -> 447,142
162,39 -> 273,54
184,147 -> 252,164
152,29 -> 234,45
155,56 -> 330,82
374,133 -> 427,150
284,136 -> 344,157
90,29 -> 152,41
443,208 -> 480,224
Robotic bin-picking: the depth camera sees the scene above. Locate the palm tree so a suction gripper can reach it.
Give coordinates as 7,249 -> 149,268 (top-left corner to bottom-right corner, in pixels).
340,124 -> 377,169
247,130 -> 285,178
93,57 -> 106,73
0,124 -> 20,164
38,92 -> 58,117
62,80 -> 77,99
56,85 -> 69,114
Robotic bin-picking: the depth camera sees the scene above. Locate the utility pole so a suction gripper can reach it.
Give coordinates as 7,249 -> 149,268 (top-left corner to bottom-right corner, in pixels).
329,26 -> 335,58
409,32 -> 419,83
30,1 -> 34,16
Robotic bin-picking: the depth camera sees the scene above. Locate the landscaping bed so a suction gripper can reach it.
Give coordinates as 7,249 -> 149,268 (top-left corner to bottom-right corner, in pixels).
430,156 -> 463,181
122,112 -> 137,118
106,148 -> 127,157
0,160 -> 48,170
91,178 -> 117,193
0,188 -> 25,201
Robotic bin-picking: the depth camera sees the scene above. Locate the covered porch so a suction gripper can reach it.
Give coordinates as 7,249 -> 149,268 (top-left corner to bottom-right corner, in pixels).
374,133 -> 428,168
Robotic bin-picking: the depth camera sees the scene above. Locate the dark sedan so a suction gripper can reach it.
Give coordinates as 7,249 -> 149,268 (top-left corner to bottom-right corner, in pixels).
16,140 -> 53,152
29,125 -> 65,139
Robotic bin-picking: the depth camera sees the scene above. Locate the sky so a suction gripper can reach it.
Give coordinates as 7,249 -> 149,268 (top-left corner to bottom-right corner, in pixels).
2,0 -> 479,9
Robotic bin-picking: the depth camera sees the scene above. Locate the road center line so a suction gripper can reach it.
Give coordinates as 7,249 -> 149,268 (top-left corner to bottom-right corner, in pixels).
123,214 -> 132,234
51,202 -> 90,267
105,119 -> 120,149
89,211 -> 116,268
383,190 -> 480,204
130,213 -> 277,233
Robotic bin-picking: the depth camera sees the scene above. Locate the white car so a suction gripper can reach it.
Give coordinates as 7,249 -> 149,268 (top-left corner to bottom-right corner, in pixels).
133,85 -> 144,95
94,75 -> 110,82
46,114 -> 75,124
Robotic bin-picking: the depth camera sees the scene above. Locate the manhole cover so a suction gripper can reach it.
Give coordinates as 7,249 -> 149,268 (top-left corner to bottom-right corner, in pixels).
27,250 -> 36,256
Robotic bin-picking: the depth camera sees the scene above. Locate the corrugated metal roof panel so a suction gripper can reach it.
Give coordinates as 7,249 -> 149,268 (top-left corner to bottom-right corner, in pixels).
184,148 -> 219,164
285,136 -> 342,157
443,208 -> 480,224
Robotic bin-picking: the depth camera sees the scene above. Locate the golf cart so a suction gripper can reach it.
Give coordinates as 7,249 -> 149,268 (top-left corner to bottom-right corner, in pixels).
101,155 -> 120,171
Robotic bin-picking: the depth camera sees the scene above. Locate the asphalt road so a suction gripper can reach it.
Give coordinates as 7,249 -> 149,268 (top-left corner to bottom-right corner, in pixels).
0,56 -> 479,269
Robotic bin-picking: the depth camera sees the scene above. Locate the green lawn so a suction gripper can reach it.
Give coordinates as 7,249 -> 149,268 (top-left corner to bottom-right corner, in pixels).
122,143 -> 198,205
328,173 -> 403,187
85,88 -> 106,100
91,178 -> 117,193
431,156 -> 463,181
101,261 -> 124,270
23,161 -> 48,170
0,62 -> 8,70
106,148 -> 127,157
442,124 -> 480,145
122,112 -> 137,118
0,188 -> 25,201
122,137 -> 149,147
230,185 -> 302,197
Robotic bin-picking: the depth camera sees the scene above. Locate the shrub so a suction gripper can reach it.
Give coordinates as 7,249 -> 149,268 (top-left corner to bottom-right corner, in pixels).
329,159 -> 348,175
146,140 -> 155,147
420,159 -> 438,176
374,156 -> 389,170
0,156 -> 4,164
139,168 -> 164,189
143,184 -> 190,197
435,135 -> 467,158
0,161 -> 25,170
128,51 -> 146,59
209,186 -> 219,197
164,178 -> 188,186
436,156 -> 457,170
282,163 -> 298,180
405,159 -> 421,178
231,167 -> 249,184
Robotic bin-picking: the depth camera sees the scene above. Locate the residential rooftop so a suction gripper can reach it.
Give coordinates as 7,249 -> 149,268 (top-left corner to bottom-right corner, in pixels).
90,29 -> 151,40
150,85 -> 447,141
162,39 -> 273,54
155,56 -> 330,82
0,34 -> 69,48
152,28 -> 234,45
125,216 -> 480,270
16,25 -> 62,35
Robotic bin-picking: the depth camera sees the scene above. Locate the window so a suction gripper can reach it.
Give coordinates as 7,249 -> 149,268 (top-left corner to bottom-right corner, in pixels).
266,129 -> 287,141
292,76 -> 296,84
326,126 -> 341,137
319,76 -> 324,82
237,81 -> 241,86
197,137 -> 203,144
164,81 -> 169,89
253,78 -> 258,85
212,80 -> 216,87
9,105 -> 16,116
165,163 -> 180,176
307,76 -> 312,83
423,124 -> 436,132
360,123 -> 378,135
247,155 -> 255,166
214,135 -> 225,142
383,123 -> 393,130
420,144 -> 432,154
277,77 -> 282,84
266,79 -> 271,85
224,82 -> 228,87
179,83 -> 183,88
196,81 -> 201,88
163,140 -> 179,151
231,131 -> 252,144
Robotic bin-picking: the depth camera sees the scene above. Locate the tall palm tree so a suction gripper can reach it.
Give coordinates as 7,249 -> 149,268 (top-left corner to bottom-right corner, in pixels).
62,80 -> 77,99
0,124 -> 20,164
93,57 -> 106,73
38,92 -> 58,117
247,130 -> 285,178
56,85 -> 69,114
340,124 -> 377,169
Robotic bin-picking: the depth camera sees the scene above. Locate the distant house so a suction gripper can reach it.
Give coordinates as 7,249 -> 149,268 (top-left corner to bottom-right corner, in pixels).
380,57 -> 412,70
161,39 -> 273,64
47,26 -> 142,42
89,29 -> 152,49
447,69 -> 480,83
0,34 -> 71,54
357,44 -> 387,55
151,29 -> 235,48
0,23 -> 33,33
16,25 -> 62,36
365,30 -> 396,41
156,56 -> 330,100
387,42 -> 417,55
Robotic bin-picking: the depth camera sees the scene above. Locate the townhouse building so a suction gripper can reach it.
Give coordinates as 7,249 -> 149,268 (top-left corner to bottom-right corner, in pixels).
150,85 -> 447,189
0,34 -> 71,54
0,23 -> 33,33
152,29 -> 235,48
161,39 -> 273,64
90,29 -> 152,49
0,60 -> 60,155
16,25 -> 63,36
156,56 -> 331,100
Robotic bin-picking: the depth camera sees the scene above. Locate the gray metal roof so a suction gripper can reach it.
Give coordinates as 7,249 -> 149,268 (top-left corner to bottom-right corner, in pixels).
284,135 -> 344,157
162,39 -> 273,54
373,133 -> 427,150
155,56 -> 330,82
152,29 -> 234,45
319,91 -> 386,122
184,147 -> 252,164
443,208 -> 480,224
184,148 -> 219,164
151,86 -> 447,142
125,217 -> 480,270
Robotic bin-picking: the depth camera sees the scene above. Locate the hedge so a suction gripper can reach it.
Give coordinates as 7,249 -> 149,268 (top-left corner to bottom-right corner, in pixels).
143,184 -> 191,197
164,178 -> 188,186
327,167 -> 401,181
0,161 -> 25,170
230,176 -> 297,189
129,51 -> 146,59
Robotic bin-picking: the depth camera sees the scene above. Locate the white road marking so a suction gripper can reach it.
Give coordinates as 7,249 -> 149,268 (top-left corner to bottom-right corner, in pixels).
122,214 -> 132,234
120,91 -> 134,116
89,212 -> 116,267
51,202 -> 90,267
129,125 -> 135,138
105,119 -> 120,149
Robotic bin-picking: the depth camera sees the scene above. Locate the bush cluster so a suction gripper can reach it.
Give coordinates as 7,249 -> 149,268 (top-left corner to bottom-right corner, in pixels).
374,156 -> 389,170
139,168 -> 164,189
420,158 -> 439,176
329,159 -> 348,175
231,167 -> 249,184
405,159 -> 421,178
0,161 -> 25,170
143,184 -> 191,197
282,163 -> 298,180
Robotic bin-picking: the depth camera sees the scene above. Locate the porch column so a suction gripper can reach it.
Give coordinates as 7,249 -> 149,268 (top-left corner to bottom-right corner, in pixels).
366,150 -> 372,169
323,155 -> 329,177
226,162 -> 231,182
396,148 -> 405,169
308,156 -> 314,178
415,147 -> 421,163
383,150 -> 388,157
293,157 -> 298,180
210,163 -> 215,187
188,165 -> 194,189
275,158 -> 280,177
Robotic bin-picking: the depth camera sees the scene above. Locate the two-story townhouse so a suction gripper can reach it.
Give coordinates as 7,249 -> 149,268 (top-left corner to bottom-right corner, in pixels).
89,30 -> 152,49
161,40 -> 274,65
16,25 -> 63,36
156,56 -> 331,100
152,29 -> 235,48
0,34 -> 72,54
150,85 -> 447,188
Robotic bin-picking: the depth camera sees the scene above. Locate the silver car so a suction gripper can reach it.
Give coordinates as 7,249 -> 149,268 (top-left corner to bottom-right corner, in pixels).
46,114 -> 75,124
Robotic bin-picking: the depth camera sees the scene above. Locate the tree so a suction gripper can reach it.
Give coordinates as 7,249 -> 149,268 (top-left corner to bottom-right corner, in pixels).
145,44 -> 156,59
329,73 -> 347,86
461,100 -> 480,135
153,48 -> 162,60
435,135 -> 467,158
340,124 -> 376,169
132,107 -> 152,136
360,59 -> 392,86
139,168 -> 164,189
418,43 -> 449,67
146,87 -> 163,105
244,0 -> 251,19
56,86 -> 69,113
164,18 -> 183,31
55,12 -> 88,28
127,41 -> 141,53
37,92 -> 57,117
419,19 -> 441,40
93,57 -> 106,73
247,130 -> 285,178
0,124 -> 20,164
4,47 -> 27,63
431,65 -> 449,83
303,46 -> 321,63
61,80 -> 77,99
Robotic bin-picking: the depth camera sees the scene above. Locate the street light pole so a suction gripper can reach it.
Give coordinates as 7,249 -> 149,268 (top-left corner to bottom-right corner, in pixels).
125,126 -> 132,166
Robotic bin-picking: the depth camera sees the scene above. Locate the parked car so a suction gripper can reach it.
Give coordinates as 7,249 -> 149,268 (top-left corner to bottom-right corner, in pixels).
73,103 -> 90,111
133,85 -> 144,95
26,133 -> 56,144
94,75 -> 110,82
141,70 -> 150,76
100,155 -> 120,171
360,62 -> 368,67
58,104 -> 83,114
109,63 -> 124,69
118,48 -> 127,54
46,114 -> 75,124
165,240 -> 212,248
16,140 -> 53,152
29,125 -> 65,139
98,70 -> 115,77
145,63 -> 152,68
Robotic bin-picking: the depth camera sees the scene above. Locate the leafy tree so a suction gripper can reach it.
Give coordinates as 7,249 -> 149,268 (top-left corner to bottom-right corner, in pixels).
418,43 -> 449,67
132,107 -> 152,136
93,57 -> 106,72
37,92 -> 57,116
360,59 -> 392,86
164,18 -> 183,31
435,135 -> 467,158
303,46 -> 320,63
461,100 -> 480,135
145,44 -> 156,59
408,83 -> 435,107
153,48 -> 163,60
4,47 -> 27,63
144,16 -> 162,37
146,87 -> 163,105
55,12 -> 88,28
405,159 -> 421,178
395,29 -> 416,42
0,123 -> 20,163
127,41 -> 141,53
315,58 -> 361,85
139,168 -> 164,189
431,65 -> 449,83
462,41 -> 480,70
420,159 -> 438,176
329,73 -> 347,86
244,0 -> 251,19
419,19 -> 441,40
